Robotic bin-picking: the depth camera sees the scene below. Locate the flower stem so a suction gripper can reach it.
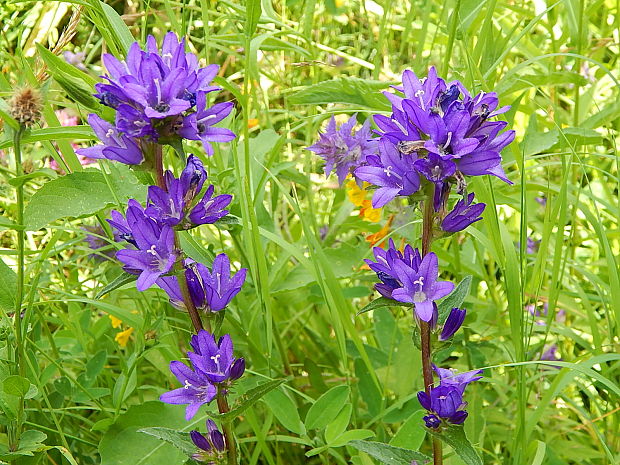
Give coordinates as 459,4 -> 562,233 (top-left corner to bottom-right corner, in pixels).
9,126 -> 27,455
217,394 -> 238,465
151,144 -> 205,333
420,186 -> 442,465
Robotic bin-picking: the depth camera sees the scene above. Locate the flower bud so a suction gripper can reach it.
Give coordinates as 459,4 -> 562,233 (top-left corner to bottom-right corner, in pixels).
229,358 -> 245,381
440,308 -> 466,341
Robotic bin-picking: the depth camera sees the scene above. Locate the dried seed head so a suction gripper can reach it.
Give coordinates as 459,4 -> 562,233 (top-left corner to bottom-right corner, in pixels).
9,87 -> 42,127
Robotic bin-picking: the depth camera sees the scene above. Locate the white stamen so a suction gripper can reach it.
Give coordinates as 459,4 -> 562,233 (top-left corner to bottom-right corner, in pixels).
210,354 -> 221,370
184,379 -> 192,389
444,131 -> 453,148
106,129 -> 115,138
147,245 -> 158,256
413,276 -> 425,290
384,165 -> 393,177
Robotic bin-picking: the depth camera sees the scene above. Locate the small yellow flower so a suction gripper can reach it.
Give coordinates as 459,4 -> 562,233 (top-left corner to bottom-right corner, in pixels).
360,199 -> 381,222
109,315 -> 123,329
346,178 -> 366,207
248,118 -> 259,128
115,327 -> 134,348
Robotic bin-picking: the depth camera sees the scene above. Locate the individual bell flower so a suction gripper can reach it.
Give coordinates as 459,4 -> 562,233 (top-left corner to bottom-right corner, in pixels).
157,254 -> 246,313
354,139 -> 421,208
190,420 -> 226,462
391,252 -> 455,322
187,185 -> 232,226
439,307 -> 466,341
365,239 -> 421,299
188,331 -> 246,384
307,114 -> 377,186
160,330 -> 245,420
441,193 -> 486,233
433,365 -> 483,394
417,384 -> 469,428
77,114 -> 143,165
112,200 -> 178,291
178,93 -> 236,156
383,66 -> 448,112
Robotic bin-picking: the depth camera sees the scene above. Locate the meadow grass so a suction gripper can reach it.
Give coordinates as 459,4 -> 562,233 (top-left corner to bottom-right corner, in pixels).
0,0 -> 618,464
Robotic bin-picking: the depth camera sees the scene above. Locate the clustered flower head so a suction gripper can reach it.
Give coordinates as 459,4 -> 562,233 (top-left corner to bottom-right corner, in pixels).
160,330 -> 245,420
306,114 -> 377,186
78,32 -> 235,165
356,67 -> 513,215
418,365 -> 482,429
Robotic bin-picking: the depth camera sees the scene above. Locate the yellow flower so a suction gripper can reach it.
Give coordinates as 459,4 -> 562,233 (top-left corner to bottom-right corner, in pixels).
360,199 -> 381,222
115,327 -> 134,348
109,315 -> 123,329
248,118 -> 259,128
346,178 -> 366,207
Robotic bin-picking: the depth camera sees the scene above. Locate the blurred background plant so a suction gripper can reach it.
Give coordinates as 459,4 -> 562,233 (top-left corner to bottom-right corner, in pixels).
0,0 -> 618,464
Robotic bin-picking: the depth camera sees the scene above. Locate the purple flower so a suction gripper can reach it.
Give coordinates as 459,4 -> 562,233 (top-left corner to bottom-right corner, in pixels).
417,385 -> 468,427
160,330 -> 244,420
365,239 -> 421,299
433,365 -> 482,394
178,94 -> 236,156
190,419 -> 226,461
77,114 -> 143,164
187,185 -> 232,226
112,200 -> 178,291
158,254 -> 246,312
307,114 -> 377,186
144,155 -> 231,230
439,307 -> 466,341
526,237 -> 540,254
441,193 -> 485,232
354,139 -> 420,207
540,344 -> 560,362
391,252 -> 454,322
63,50 -> 86,70
82,225 -> 115,261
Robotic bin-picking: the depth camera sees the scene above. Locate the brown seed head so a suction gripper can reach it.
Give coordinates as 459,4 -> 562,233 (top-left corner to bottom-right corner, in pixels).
9,87 -> 42,127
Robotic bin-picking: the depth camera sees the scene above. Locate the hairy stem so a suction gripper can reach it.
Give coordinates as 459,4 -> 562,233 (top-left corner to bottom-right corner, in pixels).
420,186 -> 442,465
9,126 -> 27,455
152,144 -> 204,333
217,394 -> 238,465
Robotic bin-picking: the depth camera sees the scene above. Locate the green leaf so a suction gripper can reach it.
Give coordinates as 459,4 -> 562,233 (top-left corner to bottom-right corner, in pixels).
36,44 -> 103,112
324,404 -> 352,444
389,410 -> 426,450
330,429 -> 374,447
427,425 -> 482,465
357,297 -> 411,315
263,388 -> 305,435
348,440 -> 431,465
85,350 -> 108,380
289,78 -> 392,110
305,385 -> 349,430
24,168 -> 146,230
437,275 -> 472,323
138,427 -> 195,456
3,375 -> 31,397
0,430 -> 48,460
245,0 -> 262,36
99,401 -> 188,465
0,126 -> 96,150
100,2 -> 135,54
95,272 -> 137,299
0,257 -> 17,312
212,378 -> 287,423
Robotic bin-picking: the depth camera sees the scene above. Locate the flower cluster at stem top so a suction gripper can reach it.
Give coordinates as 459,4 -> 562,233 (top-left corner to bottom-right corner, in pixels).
77,32 -> 235,165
